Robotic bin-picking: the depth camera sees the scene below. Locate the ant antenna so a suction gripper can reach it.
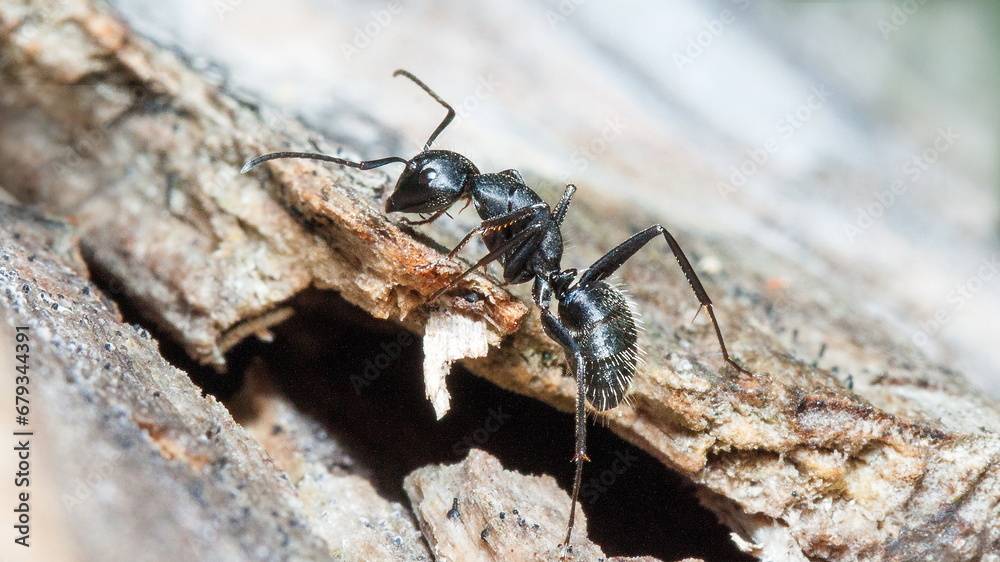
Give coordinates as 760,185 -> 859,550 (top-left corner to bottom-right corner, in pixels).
240,70 -> 454,174
241,153 -> 405,174
392,69 -> 455,151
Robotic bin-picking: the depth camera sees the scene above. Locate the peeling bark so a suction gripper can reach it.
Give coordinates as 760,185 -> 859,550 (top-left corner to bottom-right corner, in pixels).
0,0 -> 525,370
1,1 -> 999,560
0,204 -> 429,561
404,449 -> 608,561
404,449 -> 685,562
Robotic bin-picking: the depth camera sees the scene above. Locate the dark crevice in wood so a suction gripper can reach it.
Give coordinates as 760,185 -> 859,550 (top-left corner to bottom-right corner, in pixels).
84,253 -> 247,400
225,287 -> 752,561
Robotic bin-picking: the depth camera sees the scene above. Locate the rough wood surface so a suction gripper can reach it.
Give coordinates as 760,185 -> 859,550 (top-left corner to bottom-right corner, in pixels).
404,449 -> 698,562
404,449 -> 607,561
0,204 -> 347,561
0,0 -> 526,370
1,1 -> 999,561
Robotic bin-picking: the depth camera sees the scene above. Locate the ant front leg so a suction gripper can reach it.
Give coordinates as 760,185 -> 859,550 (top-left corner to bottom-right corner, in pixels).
422,204 -> 550,301
552,184 -> 577,225
397,208 -> 451,227
416,202 -> 549,271
578,225 -> 751,376
540,308 -> 588,549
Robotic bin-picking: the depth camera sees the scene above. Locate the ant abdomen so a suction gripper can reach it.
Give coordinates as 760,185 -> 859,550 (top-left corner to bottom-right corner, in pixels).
559,282 -> 639,411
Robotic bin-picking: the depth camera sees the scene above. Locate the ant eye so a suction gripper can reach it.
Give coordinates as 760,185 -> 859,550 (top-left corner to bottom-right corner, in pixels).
419,168 -> 438,185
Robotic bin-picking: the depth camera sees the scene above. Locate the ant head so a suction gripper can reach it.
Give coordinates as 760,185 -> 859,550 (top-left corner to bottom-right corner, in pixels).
241,71 -> 478,217
386,150 -> 479,214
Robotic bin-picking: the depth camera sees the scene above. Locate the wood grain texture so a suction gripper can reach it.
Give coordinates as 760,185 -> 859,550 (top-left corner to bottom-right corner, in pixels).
0,204 -> 345,561
1,0 -> 999,560
0,0 -> 527,369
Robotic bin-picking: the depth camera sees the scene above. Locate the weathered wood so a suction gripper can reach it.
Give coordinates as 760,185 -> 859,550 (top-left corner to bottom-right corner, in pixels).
404,449 -> 694,562
404,449 -> 608,561
0,203 -> 432,561
1,0 -> 999,560
0,0 -> 526,370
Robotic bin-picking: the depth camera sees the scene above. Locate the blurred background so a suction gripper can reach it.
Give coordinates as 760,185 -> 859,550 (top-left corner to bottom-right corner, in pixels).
106,0 -> 1000,396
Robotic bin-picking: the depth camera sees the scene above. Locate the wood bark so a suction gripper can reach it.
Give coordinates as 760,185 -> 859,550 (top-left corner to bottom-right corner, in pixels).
1,0 -> 999,560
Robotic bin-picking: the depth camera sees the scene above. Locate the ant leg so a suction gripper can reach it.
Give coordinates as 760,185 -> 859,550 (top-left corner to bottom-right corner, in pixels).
551,184 -> 577,225
540,308 -> 588,548
397,208 -> 450,227
426,220 -> 546,302
432,186 -> 576,290
531,274 -> 553,310
578,225 -> 750,376
417,203 -> 548,271
392,70 -> 456,151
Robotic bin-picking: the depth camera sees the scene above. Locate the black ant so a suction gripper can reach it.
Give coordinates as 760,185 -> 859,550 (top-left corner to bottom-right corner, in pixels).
242,69 -> 751,548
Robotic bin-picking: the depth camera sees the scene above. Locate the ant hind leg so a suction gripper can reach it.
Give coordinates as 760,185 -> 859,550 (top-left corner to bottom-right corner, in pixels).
577,225 -> 751,376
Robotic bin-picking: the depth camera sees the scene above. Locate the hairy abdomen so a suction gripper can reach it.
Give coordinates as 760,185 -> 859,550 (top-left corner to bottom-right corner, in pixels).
559,282 -> 639,411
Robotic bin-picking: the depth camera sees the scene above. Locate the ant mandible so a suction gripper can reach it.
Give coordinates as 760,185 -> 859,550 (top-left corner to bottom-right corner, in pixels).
242,69 -> 751,548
